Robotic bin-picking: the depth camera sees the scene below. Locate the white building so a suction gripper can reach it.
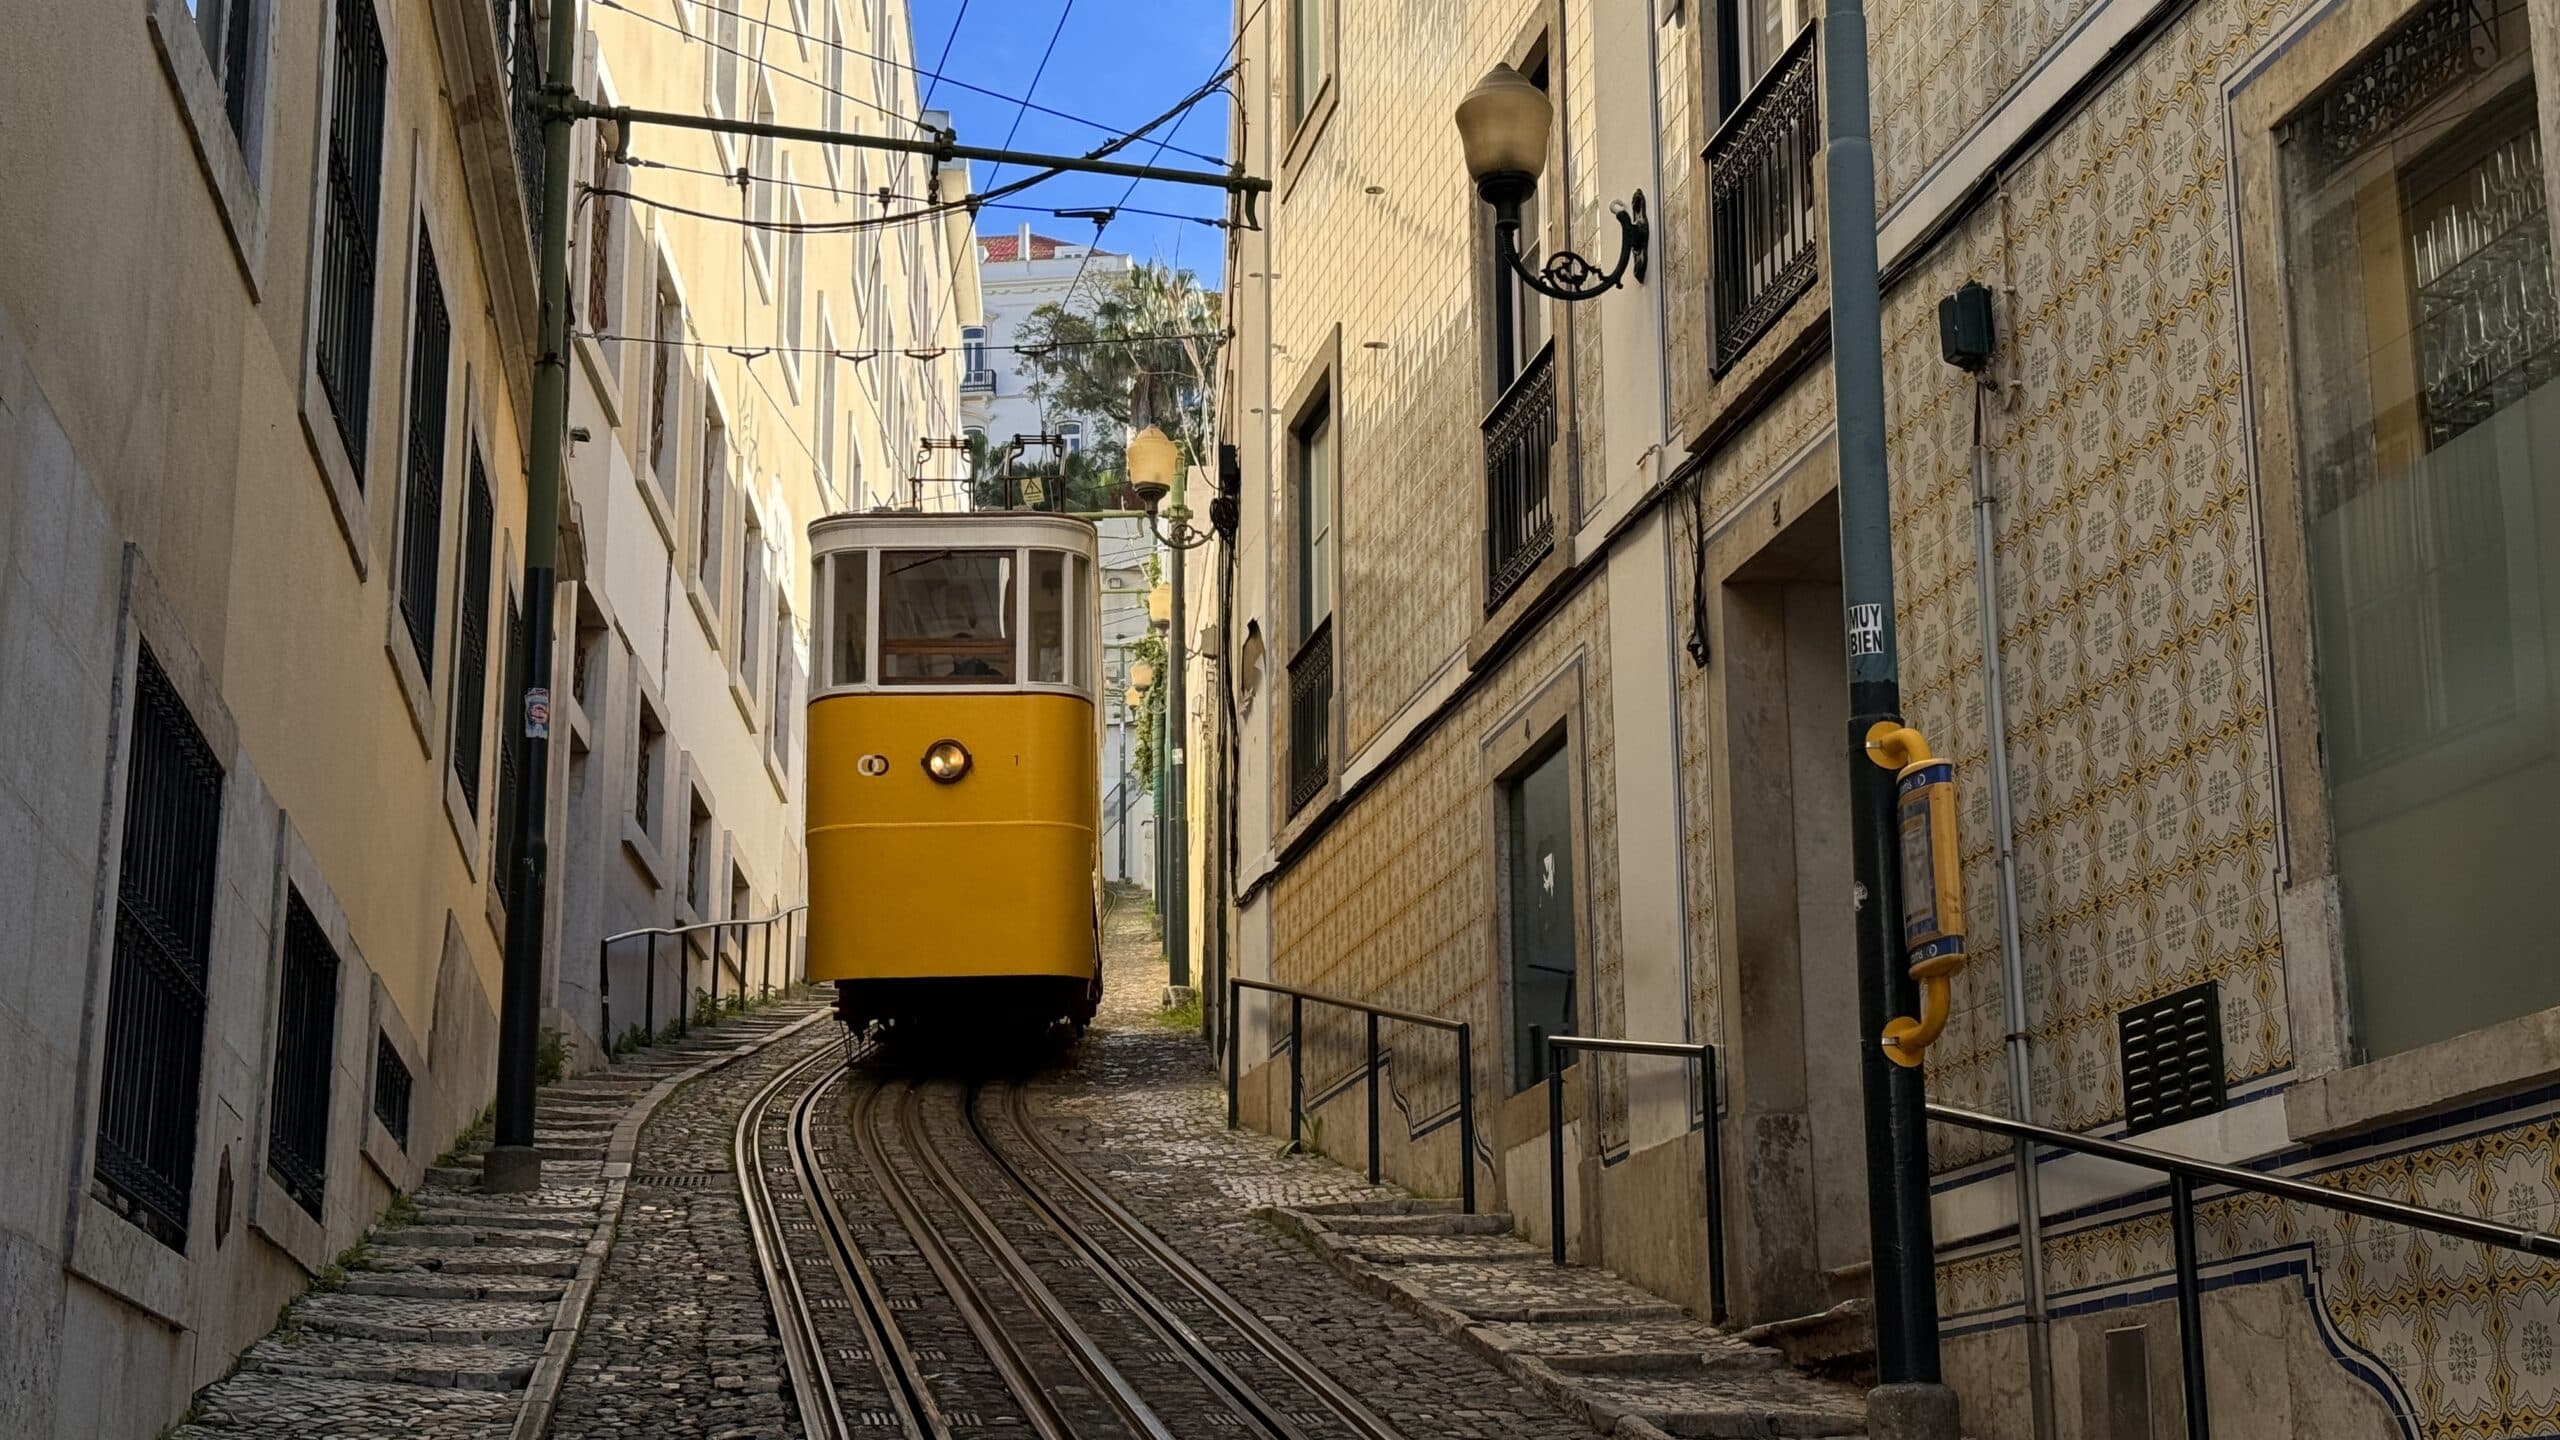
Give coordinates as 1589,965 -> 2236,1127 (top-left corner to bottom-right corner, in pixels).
1095,517 -> 1156,890
961,226 -> 1133,462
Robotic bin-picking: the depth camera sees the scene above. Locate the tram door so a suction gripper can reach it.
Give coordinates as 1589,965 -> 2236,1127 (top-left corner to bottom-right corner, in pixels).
1505,743 -> 1578,1091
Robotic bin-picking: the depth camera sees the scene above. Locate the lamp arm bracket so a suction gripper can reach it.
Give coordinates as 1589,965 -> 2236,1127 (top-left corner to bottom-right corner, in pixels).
1500,190 -> 1649,302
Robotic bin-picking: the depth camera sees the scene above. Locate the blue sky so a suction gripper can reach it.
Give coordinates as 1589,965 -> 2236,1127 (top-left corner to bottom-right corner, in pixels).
906,0 -> 1236,285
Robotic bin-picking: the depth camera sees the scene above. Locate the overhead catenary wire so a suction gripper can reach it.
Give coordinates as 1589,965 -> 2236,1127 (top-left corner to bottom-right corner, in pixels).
593,0 -> 938,136
616,152 -> 1234,227
576,327 -> 1229,360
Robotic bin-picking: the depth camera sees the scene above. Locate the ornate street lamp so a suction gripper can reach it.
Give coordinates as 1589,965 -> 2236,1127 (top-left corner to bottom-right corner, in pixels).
1454,64 -> 1648,301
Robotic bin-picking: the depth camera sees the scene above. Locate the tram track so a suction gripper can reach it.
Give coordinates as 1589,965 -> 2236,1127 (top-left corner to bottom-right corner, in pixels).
737,1042 -> 1411,1440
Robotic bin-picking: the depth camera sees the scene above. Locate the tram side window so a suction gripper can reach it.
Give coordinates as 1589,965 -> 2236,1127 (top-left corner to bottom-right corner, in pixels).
1069,555 -> 1092,691
831,552 -> 869,686
881,549 -> 1016,684
1030,550 -> 1067,684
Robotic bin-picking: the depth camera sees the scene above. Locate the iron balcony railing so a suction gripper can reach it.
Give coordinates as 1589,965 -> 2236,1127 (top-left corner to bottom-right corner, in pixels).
599,905 -> 807,1051
1930,1103 -> 2560,1440
1708,24 -> 1822,375
1483,340 -> 1557,612
1286,618 -> 1334,816
1226,977 -> 1479,1213
1541,1034 -> 1727,1323
506,0 -> 546,250
962,367 -> 998,393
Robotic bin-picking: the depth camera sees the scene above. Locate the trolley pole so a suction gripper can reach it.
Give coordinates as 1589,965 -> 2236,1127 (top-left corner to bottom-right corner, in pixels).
1166,524 -> 1190,991
480,50 -> 1266,1192
1821,0 -> 1954,1424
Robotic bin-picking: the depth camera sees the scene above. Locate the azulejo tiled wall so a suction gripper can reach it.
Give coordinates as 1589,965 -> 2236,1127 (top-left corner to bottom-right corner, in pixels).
1269,577 -> 1625,1165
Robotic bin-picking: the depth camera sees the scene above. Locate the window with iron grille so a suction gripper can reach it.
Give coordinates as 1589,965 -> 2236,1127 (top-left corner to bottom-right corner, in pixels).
492,592 -> 526,906
93,643 -> 225,1250
314,0 -> 388,475
397,228 -> 451,673
451,449 -> 496,814
696,407 -> 726,598
771,604 -> 794,768
506,0 -> 544,247
371,1029 -> 412,1147
736,515 -> 763,698
648,279 -> 680,492
268,891 -> 340,1220
634,700 -> 664,832
586,133 -> 616,335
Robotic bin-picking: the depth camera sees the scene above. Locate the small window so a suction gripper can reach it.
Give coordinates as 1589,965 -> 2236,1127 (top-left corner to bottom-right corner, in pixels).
687,793 -> 714,917
451,449 -> 496,815
831,551 -> 870,686
1060,420 -> 1085,455
881,549 -> 1017,684
371,1030 -> 412,1147
963,325 -> 988,373
634,697 -> 666,836
586,132 -> 617,335
269,891 -> 340,1219
1030,550 -> 1068,684
191,0 -> 265,157
708,0 -> 742,119
313,0 -> 388,475
396,227 -> 452,676
492,592 -> 528,900
648,277 -> 682,491
1293,399 -> 1334,641
1288,0 -> 1328,129
771,601 -> 796,764
748,84 -> 777,277
780,173 -> 806,380
696,405 -> 726,597
736,509 -> 764,694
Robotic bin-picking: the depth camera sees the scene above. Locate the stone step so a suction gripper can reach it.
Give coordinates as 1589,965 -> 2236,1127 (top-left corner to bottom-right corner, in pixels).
1581,1361 -> 1870,1439
406,1206 -> 595,1233
295,1293 -> 556,1346
371,1224 -> 585,1249
1297,1197 -> 1471,1217
1738,1297 -> 1876,1384
337,1271 -> 568,1303
1347,1234 -> 1546,1265
361,1244 -> 582,1278
244,1335 -> 537,1392
1320,1211 -> 1517,1236
170,1372 -> 518,1437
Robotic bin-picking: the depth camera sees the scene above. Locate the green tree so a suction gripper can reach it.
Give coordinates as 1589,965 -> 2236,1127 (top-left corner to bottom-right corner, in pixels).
1012,262 -> 1224,471
964,430 -> 1120,512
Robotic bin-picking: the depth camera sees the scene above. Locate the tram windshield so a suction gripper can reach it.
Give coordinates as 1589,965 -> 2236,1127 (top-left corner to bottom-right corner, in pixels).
881,549 -> 1018,684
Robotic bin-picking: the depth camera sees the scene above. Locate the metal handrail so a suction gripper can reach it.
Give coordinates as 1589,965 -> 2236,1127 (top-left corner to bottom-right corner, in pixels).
1227,976 -> 1477,1213
599,904 -> 809,1051
1929,1102 -> 2560,1439
1543,1034 -> 1726,1323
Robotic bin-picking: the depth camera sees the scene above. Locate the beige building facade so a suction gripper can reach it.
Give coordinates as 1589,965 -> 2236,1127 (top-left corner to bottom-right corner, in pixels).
0,0 -> 968,1434
1215,0 -> 2560,1434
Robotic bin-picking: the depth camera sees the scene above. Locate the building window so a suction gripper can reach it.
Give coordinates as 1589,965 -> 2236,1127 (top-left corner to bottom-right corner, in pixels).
815,317 -> 838,492
830,550 -> 869,686
962,324 -> 988,377
748,83 -> 777,279
771,604 -> 796,768
781,184 -> 807,385
823,5 -> 846,181
451,448 -> 496,817
586,132 -> 618,337
634,698 -> 666,834
1287,395 -> 1335,815
397,227 -> 451,675
371,1030 -> 411,1147
190,0 -> 265,154
736,510 -> 765,700
697,401 -> 727,604
2280,0 -> 2558,1061
1492,58 -> 1551,392
93,643 -> 225,1250
1287,0 -> 1328,130
314,0 -> 388,475
707,0 -> 742,119
687,792 -> 714,917
491,592 -> 526,904
267,891 -> 340,1220
1716,0 -> 1808,117
1061,420 -> 1084,455
648,276 -> 681,494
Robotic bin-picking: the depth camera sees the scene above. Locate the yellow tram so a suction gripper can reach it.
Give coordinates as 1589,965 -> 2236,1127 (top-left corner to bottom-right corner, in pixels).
803,511 -> 1104,1035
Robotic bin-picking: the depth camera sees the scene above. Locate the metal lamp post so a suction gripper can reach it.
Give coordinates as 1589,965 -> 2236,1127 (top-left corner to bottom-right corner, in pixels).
1127,425 -> 1215,995
1454,63 -> 1649,303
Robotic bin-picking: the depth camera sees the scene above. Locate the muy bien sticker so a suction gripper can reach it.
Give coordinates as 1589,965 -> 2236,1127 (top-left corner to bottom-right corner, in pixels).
525,687 -> 551,739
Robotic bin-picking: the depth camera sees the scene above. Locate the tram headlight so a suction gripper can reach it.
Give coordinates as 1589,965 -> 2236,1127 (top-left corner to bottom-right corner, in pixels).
922,739 -> 973,784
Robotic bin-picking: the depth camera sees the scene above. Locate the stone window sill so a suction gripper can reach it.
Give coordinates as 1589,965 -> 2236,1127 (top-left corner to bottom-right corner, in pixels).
2284,1005 -> 2560,1142
147,0 -> 268,294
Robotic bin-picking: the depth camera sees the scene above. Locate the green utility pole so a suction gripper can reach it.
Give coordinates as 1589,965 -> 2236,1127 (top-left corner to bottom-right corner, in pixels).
1165,487 -> 1190,992
483,37 -> 1266,1192
1820,0 -> 1957,1428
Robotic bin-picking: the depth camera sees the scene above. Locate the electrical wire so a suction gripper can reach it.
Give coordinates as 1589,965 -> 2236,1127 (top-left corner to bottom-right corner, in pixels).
916,0 -> 965,113
620,151 -> 1233,228
594,0 -> 936,135
706,0 -> 1231,167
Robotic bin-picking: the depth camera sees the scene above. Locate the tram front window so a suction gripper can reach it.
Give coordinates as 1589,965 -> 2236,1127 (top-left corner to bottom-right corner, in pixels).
1030,551 -> 1067,684
881,549 -> 1018,684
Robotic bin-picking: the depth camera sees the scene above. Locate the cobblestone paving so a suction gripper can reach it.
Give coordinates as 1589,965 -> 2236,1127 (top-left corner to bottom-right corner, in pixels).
169,1000 -> 822,1440
546,1015 -> 847,1440
1037,895 -> 1873,1440
1027,896 -> 1594,1440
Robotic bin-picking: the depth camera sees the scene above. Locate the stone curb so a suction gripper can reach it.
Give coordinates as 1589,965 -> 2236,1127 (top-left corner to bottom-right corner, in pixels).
508,1005 -> 833,1440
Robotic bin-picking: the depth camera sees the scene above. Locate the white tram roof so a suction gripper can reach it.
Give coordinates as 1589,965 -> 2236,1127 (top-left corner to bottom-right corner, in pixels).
808,509 -> 1099,558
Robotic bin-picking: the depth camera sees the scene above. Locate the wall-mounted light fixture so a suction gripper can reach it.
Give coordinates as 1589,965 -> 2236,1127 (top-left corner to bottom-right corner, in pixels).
1455,64 -> 1648,302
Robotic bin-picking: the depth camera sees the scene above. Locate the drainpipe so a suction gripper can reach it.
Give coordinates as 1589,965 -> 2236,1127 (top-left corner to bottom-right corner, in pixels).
1968,377 -> 2056,1440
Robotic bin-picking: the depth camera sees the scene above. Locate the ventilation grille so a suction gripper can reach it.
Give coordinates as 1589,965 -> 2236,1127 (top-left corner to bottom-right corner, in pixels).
2119,981 -> 2227,1135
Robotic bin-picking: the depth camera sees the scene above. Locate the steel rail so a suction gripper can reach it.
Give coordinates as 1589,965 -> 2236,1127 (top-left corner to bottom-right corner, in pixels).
894,1082 -> 1179,1440
791,1058 -> 945,1437
848,1077 -> 1082,1440
957,1083 -> 1316,1440
991,1083 -> 1409,1440
735,1045 -> 941,1439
